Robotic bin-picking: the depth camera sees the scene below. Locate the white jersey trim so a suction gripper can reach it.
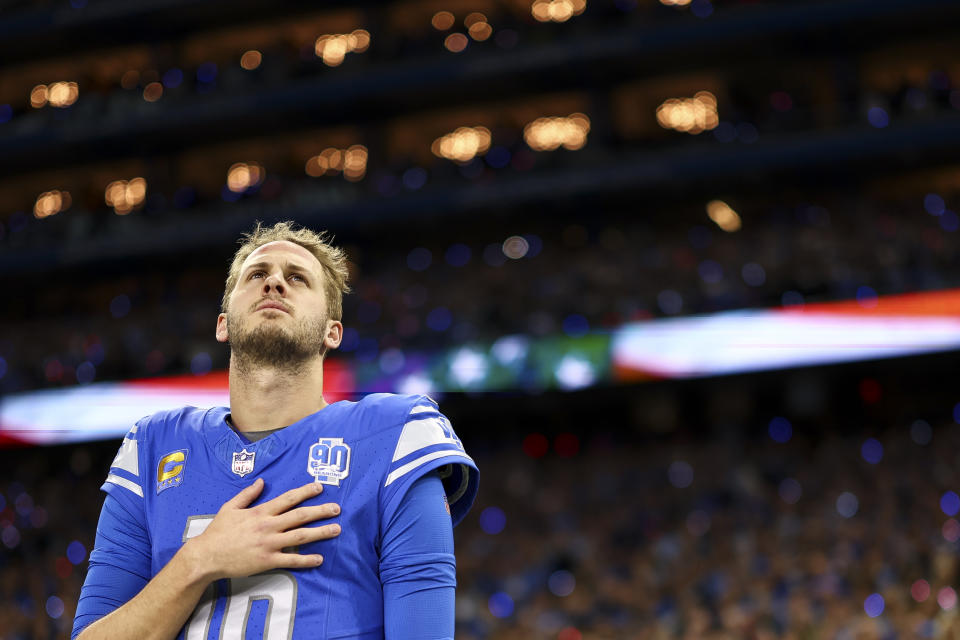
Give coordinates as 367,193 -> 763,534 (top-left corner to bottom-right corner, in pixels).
408,403 -> 436,415
106,473 -> 144,497
111,436 -> 139,477
384,450 -> 474,487
392,416 -> 461,462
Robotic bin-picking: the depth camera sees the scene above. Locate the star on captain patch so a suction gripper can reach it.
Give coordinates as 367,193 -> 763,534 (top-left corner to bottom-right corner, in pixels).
232,449 -> 256,477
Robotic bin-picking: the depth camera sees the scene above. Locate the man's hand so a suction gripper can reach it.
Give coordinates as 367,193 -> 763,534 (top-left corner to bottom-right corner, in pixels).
186,478 -> 341,581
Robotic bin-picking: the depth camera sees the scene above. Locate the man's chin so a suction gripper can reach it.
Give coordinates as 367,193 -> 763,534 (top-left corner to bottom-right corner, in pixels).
231,329 -> 321,369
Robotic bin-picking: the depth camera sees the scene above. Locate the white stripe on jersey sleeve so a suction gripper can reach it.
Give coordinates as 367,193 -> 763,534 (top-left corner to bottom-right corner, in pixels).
110,436 -> 139,476
106,473 -> 144,497
407,403 -> 435,415
384,450 -> 475,487
392,415 -> 456,462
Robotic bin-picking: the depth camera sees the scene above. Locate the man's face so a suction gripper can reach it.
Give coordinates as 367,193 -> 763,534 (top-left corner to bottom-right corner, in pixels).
216,241 -> 342,368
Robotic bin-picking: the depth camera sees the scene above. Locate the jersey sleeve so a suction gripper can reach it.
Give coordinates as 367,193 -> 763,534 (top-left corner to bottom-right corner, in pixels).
72,493 -> 152,638
381,396 -> 479,527
101,423 -> 147,514
381,472 -> 456,640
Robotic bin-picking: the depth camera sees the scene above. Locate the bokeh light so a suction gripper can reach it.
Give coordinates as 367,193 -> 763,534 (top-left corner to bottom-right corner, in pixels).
768,417 -> 792,443
2,525 -> 20,549
668,461 -> 693,488
143,81 -> 163,102
523,114 -> 590,151
861,438 -> 883,464
67,540 -> 86,565
110,294 -> 131,318
240,50 -> 262,70
407,247 -> 432,271
836,492 -> 858,518
779,478 -> 802,504
924,193 -> 946,216
227,162 -> 265,193
554,433 -> 580,457
306,145 -> 368,181
864,593 -> 884,618
402,167 -> 427,190
554,354 -> 595,389
479,506 -> 506,534
941,518 -> 960,542
42,81 -> 79,108
912,579 -> 931,602
562,314 -> 589,337
468,20 -> 493,41
911,420 -> 932,445
868,106 -> 890,128
190,352 -> 212,376
34,190 -> 71,219
444,33 -> 469,53
939,587 -> 957,610
105,177 -> 147,215
432,126 -> 491,163
657,92 -> 719,134
940,491 -> 960,517
30,84 -> 48,108
45,596 -> 64,619
548,570 -> 576,596
432,11 -> 455,30
76,361 -> 95,385
502,235 -> 530,259
531,0 -> 587,23
315,30 -> 370,66
162,68 -> 183,88
741,262 -> 766,286
657,289 -> 683,314
445,243 -> 471,267
706,200 -> 742,232
488,592 -> 514,618
197,62 -> 217,84
523,433 -> 549,458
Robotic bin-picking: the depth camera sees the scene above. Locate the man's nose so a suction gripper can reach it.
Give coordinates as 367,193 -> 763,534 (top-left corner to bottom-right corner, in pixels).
263,273 -> 285,295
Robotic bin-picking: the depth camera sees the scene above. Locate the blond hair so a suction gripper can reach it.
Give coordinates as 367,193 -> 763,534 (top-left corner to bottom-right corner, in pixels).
222,221 -> 351,319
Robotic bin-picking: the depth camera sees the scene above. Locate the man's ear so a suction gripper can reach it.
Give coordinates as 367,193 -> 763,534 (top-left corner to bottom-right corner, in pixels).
216,313 -> 229,343
324,320 -> 343,350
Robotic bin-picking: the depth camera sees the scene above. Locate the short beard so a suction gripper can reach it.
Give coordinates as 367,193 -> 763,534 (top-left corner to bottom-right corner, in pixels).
228,311 -> 328,374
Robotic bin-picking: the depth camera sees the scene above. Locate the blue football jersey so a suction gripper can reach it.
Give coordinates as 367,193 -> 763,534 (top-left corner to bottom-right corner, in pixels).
101,393 -> 479,640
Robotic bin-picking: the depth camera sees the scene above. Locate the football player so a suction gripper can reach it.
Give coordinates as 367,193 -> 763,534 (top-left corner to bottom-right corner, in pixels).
73,222 -> 478,640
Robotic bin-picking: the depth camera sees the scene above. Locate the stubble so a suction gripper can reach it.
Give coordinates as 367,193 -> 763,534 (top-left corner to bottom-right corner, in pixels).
228,309 -> 328,374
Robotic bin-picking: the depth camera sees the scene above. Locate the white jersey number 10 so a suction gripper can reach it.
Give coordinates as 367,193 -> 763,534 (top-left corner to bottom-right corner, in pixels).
181,516 -> 297,640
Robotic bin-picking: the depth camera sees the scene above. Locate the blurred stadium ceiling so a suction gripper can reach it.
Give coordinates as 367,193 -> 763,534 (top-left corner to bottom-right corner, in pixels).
1,0 -> 959,272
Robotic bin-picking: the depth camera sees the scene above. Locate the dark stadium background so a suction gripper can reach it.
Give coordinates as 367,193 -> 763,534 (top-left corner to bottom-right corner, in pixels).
2,0 -> 960,637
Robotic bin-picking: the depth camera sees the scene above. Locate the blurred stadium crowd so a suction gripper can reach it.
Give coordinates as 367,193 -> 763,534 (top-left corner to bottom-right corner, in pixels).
3,187 -> 960,394
3,0 -> 960,638
2,389 -> 960,639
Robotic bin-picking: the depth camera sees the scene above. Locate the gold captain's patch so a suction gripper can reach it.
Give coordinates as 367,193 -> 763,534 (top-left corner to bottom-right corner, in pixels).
157,449 -> 188,494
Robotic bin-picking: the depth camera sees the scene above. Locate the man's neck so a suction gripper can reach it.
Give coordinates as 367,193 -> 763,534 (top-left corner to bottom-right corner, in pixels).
227,355 -> 328,431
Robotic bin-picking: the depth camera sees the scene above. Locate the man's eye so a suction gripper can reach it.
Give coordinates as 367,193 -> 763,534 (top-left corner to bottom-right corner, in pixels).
289,274 -> 306,283
250,271 -> 265,279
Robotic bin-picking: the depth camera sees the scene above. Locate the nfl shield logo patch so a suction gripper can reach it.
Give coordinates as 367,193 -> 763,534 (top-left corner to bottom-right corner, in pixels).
232,449 -> 256,477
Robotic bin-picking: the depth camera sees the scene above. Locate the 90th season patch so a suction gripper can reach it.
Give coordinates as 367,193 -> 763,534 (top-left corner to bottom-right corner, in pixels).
307,438 -> 351,486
